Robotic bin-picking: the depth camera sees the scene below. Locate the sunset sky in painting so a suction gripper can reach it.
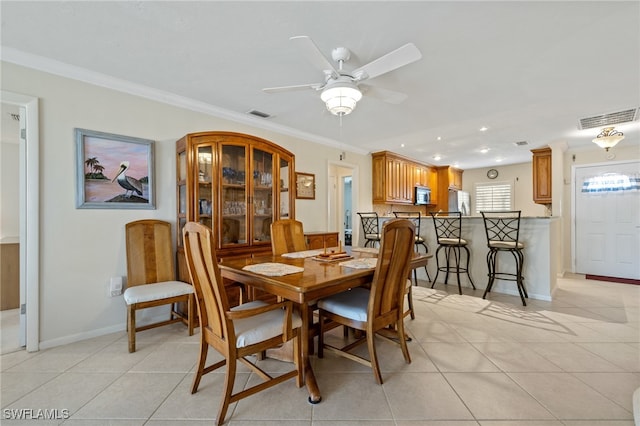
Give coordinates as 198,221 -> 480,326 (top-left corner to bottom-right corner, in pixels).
83,136 -> 149,180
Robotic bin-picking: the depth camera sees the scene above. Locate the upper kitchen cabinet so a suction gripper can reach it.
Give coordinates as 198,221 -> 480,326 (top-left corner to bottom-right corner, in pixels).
432,166 -> 464,211
531,147 -> 552,204
176,132 -> 295,270
372,151 -> 437,205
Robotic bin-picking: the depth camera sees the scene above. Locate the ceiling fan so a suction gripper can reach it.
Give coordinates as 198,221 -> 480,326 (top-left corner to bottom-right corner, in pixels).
263,36 -> 422,116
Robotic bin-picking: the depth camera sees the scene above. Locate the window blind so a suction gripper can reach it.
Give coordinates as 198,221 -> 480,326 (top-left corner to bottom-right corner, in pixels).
474,181 -> 513,213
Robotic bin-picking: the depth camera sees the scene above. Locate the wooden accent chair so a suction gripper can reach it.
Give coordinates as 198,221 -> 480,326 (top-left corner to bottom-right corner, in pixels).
270,219 -> 308,255
317,219 -> 416,384
182,222 -> 303,425
124,219 -> 195,353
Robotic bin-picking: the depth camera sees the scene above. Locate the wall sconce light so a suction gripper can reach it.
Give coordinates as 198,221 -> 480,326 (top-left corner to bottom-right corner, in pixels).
592,127 -> 625,151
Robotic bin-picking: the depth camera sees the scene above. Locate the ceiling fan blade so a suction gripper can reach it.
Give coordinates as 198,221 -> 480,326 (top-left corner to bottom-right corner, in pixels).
359,84 -> 408,104
262,83 -> 321,93
290,35 -> 339,78
353,43 -> 422,81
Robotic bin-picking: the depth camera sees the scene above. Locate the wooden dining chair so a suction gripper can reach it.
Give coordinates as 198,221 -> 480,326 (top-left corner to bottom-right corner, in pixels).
317,218 -> 416,384
182,222 -> 303,425
270,219 -> 308,255
124,219 -> 195,353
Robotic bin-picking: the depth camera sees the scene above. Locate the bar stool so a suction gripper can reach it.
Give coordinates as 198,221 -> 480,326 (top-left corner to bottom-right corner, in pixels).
430,211 -> 475,295
357,212 -> 381,248
393,211 -> 431,284
481,210 -> 527,305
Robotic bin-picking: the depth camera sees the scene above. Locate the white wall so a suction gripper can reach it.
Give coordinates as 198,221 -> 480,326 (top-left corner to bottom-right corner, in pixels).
462,162 -> 548,217
1,141 -> 20,238
1,62 -> 371,348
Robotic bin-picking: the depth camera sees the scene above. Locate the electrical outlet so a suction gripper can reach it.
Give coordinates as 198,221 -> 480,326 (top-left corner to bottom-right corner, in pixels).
109,276 -> 123,297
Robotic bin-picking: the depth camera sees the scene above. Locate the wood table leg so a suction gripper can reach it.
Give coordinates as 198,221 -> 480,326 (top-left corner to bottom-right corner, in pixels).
299,302 -> 322,403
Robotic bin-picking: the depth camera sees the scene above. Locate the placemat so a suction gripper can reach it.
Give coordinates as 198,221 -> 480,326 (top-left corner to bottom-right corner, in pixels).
242,263 -> 304,276
350,247 -> 379,254
281,249 -> 324,258
339,258 -> 378,269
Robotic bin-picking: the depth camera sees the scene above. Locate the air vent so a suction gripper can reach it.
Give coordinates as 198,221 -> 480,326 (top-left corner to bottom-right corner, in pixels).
578,108 -> 638,130
247,109 -> 271,119
513,141 -> 529,146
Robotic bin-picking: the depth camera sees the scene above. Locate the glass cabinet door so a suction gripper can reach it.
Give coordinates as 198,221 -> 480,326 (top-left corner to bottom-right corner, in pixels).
177,149 -> 188,245
196,145 -> 213,230
252,148 -> 273,243
220,144 -> 247,246
279,157 -> 290,219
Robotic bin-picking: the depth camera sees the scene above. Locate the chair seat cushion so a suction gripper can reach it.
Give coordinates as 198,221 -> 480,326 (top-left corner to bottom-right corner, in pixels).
317,287 -> 370,322
489,240 -> 524,249
123,281 -> 194,305
365,234 -> 381,240
232,300 -> 303,348
439,237 -> 467,245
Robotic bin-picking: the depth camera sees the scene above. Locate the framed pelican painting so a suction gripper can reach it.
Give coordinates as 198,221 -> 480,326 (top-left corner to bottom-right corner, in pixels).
75,128 -> 155,209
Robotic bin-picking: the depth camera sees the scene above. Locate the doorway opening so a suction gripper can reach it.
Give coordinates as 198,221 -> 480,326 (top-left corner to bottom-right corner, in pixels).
328,161 -> 358,248
1,91 -> 40,353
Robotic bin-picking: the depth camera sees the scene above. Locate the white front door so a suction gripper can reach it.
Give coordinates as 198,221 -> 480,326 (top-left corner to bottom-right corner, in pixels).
574,161 -> 640,279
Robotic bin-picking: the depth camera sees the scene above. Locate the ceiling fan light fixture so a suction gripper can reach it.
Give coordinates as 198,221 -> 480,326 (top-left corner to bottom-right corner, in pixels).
592,127 -> 624,151
320,83 -> 362,116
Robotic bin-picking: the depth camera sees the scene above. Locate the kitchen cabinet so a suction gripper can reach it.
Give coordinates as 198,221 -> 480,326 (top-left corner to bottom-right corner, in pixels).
372,151 -> 437,205
304,231 -> 339,250
433,166 -> 464,211
176,132 -> 295,287
448,167 -> 463,190
531,147 -> 552,204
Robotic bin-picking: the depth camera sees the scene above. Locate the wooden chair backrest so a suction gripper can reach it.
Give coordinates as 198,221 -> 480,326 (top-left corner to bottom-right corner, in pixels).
369,219 -> 415,324
125,219 -> 175,287
182,222 -> 229,345
270,219 -> 307,255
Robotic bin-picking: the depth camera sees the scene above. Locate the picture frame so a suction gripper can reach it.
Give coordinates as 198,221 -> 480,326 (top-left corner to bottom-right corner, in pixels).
75,128 -> 156,209
295,172 -> 315,200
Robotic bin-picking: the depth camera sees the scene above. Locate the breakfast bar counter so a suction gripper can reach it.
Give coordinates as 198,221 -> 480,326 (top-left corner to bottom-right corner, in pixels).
362,215 -> 560,301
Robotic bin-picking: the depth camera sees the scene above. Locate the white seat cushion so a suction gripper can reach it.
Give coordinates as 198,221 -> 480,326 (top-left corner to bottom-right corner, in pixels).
232,300 -> 302,348
489,240 -> 524,249
317,287 -> 370,322
439,237 -> 467,245
123,280 -> 194,305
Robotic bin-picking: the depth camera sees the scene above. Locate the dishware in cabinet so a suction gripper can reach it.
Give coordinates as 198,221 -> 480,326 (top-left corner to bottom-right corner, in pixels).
176,131 -> 295,269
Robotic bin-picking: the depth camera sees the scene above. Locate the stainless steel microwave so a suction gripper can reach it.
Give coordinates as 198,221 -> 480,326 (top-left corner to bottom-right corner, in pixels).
414,186 -> 431,205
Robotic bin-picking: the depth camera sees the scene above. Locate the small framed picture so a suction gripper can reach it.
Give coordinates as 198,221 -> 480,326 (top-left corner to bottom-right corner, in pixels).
75,128 -> 156,209
295,172 -> 315,200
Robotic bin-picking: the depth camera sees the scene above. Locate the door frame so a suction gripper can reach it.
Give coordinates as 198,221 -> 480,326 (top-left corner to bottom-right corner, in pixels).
2,90 -> 39,352
571,159 -> 640,275
327,160 -> 359,246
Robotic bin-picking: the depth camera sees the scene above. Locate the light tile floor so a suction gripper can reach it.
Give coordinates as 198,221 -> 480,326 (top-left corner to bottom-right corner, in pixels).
1,274 -> 638,425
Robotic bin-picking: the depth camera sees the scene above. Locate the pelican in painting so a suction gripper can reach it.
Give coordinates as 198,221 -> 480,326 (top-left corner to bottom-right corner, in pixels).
112,161 -> 143,198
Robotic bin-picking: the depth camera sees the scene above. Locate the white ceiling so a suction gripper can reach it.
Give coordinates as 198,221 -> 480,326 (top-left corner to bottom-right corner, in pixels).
2,1 -> 639,169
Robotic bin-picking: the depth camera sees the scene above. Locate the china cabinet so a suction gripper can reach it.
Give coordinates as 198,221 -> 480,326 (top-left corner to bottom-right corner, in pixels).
531,147 -> 552,204
176,132 -> 295,284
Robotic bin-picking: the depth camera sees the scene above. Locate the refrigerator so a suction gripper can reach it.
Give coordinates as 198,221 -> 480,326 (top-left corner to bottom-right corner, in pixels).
448,189 -> 470,215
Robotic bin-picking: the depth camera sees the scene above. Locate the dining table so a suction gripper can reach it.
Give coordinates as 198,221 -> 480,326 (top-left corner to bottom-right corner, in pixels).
218,246 -> 431,404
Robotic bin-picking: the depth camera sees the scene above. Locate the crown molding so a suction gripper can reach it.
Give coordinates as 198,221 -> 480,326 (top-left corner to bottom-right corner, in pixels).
1,47 -> 368,155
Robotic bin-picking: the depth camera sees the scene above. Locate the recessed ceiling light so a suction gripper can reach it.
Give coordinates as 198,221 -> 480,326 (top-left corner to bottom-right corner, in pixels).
433,155 -> 441,161
480,148 -> 489,154
437,136 -> 442,141
479,126 -> 489,132
495,158 -> 503,162
400,143 -> 405,148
